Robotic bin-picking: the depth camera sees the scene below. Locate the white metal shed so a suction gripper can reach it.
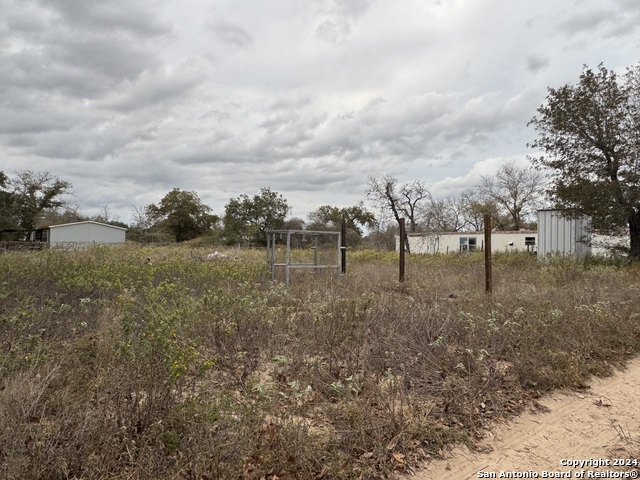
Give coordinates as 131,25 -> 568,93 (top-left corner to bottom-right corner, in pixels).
536,210 -> 591,257
34,221 -> 126,248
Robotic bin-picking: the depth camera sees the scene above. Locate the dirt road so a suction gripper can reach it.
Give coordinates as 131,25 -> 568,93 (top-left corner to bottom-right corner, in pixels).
405,357 -> 640,480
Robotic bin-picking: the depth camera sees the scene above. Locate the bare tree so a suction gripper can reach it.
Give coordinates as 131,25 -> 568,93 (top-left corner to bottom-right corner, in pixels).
457,187 -> 509,231
421,196 -> 468,232
366,175 -> 431,252
129,205 -> 172,243
93,205 -> 113,223
479,162 -> 544,230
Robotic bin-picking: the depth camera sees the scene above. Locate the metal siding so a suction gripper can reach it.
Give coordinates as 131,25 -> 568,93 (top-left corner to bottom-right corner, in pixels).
88,222 -> 126,243
50,223 -> 91,246
537,210 -> 591,257
49,222 -> 126,247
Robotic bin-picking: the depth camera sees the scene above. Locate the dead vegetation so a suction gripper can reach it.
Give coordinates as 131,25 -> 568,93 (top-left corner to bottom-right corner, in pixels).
1,246 -> 640,479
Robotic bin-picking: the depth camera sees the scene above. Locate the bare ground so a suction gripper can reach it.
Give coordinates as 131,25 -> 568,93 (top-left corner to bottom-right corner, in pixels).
404,357 -> 640,479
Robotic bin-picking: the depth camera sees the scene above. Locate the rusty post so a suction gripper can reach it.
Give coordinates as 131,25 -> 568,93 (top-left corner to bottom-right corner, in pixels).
484,214 -> 492,294
340,220 -> 347,275
399,218 -> 405,283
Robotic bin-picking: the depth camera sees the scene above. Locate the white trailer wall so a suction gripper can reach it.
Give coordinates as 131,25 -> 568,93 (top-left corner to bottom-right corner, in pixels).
486,232 -> 537,252
592,233 -> 629,256
401,232 -> 537,254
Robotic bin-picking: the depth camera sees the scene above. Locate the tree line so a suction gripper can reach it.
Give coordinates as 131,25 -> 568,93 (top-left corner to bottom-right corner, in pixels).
0,164 -> 542,249
130,187 -> 378,246
365,161 -> 544,252
2,62 -> 639,257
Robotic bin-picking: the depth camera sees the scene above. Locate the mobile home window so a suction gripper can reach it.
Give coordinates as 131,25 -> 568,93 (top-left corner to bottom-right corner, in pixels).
459,237 -> 477,252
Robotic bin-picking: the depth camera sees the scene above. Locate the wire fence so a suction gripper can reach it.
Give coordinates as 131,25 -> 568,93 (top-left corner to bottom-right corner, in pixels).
0,241 -> 45,252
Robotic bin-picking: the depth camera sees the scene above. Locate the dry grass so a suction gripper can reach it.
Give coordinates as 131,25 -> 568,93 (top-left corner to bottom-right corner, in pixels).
1,246 -> 640,479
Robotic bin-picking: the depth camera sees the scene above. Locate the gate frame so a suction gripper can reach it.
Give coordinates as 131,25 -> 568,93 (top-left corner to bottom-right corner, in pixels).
266,228 -> 345,287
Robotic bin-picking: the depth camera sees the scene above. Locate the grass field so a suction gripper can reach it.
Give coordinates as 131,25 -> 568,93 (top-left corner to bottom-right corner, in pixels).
1,244 -> 639,479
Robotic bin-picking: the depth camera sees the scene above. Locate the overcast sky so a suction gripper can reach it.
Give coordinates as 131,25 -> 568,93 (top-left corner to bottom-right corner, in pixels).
1,0 -> 639,224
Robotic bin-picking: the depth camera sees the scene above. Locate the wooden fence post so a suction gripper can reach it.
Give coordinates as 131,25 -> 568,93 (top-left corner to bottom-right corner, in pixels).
340,220 -> 347,275
484,214 -> 492,294
399,218 -> 406,283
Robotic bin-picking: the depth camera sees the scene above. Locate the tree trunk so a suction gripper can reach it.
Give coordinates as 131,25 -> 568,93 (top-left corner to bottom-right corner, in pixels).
629,209 -> 640,260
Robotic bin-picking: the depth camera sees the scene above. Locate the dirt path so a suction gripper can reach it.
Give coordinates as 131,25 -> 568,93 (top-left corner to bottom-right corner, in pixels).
405,357 -> 640,480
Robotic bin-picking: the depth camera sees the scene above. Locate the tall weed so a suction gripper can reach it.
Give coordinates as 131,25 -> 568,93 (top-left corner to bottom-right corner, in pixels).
1,246 -> 640,478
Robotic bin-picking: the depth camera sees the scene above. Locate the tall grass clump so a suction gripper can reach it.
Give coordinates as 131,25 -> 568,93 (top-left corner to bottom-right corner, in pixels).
2,245 -> 640,479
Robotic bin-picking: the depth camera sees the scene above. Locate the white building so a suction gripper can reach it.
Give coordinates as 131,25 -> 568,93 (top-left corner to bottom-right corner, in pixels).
397,231 -> 537,255
32,221 -> 126,248
396,210 -> 629,257
591,232 -> 630,257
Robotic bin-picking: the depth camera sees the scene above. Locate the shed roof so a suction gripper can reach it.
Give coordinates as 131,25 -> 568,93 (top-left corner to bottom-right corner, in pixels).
46,220 -> 127,231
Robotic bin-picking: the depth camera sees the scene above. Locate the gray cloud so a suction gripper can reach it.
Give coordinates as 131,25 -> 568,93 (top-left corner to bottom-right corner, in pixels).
36,0 -> 171,37
1,0 -> 640,222
100,60 -> 207,112
211,21 -> 254,47
559,9 -> 610,37
316,18 -> 351,44
1,0 -> 170,100
556,3 -> 640,43
315,0 -> 374,43
526,54 -> 550,73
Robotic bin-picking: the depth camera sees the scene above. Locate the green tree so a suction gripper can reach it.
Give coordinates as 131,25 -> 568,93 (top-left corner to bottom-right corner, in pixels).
146,188 -> 218,242
39,205 -> 85,227
307,202 -> 377,245
282,217 -> 306,230
9,171 -> 73,239
529,64 -> 640,258
0,171 -> 17,232
223,187 -> 290,245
